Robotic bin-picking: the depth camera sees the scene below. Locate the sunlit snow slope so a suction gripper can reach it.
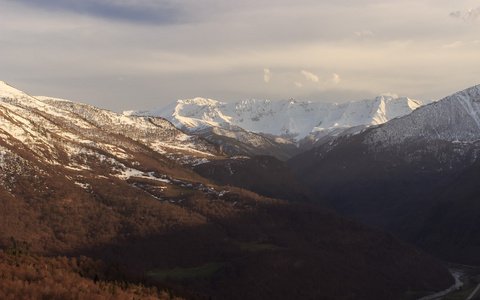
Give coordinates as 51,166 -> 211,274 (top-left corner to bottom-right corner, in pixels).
0,81 -> 221,169
127,95 -> 430,145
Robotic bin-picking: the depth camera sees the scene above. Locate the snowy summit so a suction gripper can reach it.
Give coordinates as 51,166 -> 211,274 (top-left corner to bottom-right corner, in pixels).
126,95 -> 431,144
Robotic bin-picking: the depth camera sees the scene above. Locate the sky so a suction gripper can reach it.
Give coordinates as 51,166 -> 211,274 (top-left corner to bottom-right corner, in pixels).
1,0 -> 480,112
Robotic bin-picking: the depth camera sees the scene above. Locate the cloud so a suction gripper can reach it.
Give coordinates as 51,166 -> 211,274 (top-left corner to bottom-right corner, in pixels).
441,41 -> 464,49
355,30 -> 373,37
331,73 -> 341,84
4,0 -> 480,111
9,0 -> 196,24
450,7 -> 480,25
301,70 -> 319,82
263,68 -> 271,83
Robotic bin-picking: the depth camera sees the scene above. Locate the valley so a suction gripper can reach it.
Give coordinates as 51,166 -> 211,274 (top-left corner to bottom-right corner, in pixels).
2,80 -> 480,299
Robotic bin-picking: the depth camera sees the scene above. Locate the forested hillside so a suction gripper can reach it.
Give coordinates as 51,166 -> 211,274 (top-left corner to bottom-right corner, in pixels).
0,81 -> 454,299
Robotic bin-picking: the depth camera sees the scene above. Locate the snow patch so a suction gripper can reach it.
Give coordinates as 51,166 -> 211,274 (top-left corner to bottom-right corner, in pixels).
117,167 -> 170,183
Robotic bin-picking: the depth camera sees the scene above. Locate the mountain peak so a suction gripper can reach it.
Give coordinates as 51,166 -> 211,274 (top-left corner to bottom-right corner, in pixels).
364,83 -> 480,151
0,81 -> 55,112
448,84 -> 480,102
129,95 -> 429,145
179,97 -> 221,106
0,81 -> 29,99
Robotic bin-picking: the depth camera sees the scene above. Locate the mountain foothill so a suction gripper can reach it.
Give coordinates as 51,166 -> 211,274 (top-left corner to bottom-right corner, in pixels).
4,80 -> 480,299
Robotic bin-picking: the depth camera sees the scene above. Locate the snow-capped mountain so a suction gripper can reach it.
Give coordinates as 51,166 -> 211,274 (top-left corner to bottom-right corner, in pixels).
36,96 -> 220,165
305,84 -> 480,167
288,84 -> 480,265
125,95 -> 430,159
366,85 -> 480,148
0,81 -> 221,168
126,95 -> 430,145
0,80 -> 227,208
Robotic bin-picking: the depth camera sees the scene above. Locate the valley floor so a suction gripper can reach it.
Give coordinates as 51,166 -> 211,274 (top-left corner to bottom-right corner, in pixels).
418,264 -> 480,300
418,269 -> 463,300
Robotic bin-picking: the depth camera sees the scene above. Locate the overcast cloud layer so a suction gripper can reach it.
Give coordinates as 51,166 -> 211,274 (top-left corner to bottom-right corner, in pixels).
1,0 -> 479,111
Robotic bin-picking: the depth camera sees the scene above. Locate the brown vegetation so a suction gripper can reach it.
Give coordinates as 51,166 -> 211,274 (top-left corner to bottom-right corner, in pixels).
0,93 -> 455,299
0,166 -> 454,299
0,249 -> 183,300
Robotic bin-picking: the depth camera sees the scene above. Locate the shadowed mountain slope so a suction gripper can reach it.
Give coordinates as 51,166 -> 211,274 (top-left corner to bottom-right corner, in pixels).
288,84 -> 480,265
0,81 -> 454,299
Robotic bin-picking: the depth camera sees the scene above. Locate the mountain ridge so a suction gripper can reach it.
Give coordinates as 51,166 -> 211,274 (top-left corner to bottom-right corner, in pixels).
287,83 -> 480,265
125,94 -> 432,159
126,95 -> 431,143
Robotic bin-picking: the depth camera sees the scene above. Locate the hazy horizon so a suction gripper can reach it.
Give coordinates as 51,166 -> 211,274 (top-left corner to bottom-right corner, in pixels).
1,0 -> 479,112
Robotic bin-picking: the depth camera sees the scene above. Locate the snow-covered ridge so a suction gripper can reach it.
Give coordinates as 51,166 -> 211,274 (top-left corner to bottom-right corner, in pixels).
126,95 -> 431,143
0,81 -> 33,99
366,84 -> 480,148
0,81 -> 221,168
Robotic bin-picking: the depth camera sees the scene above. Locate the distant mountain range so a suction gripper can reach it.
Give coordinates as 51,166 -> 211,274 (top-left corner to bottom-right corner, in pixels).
0,80 -> 455,299
126,95 -> 431,160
